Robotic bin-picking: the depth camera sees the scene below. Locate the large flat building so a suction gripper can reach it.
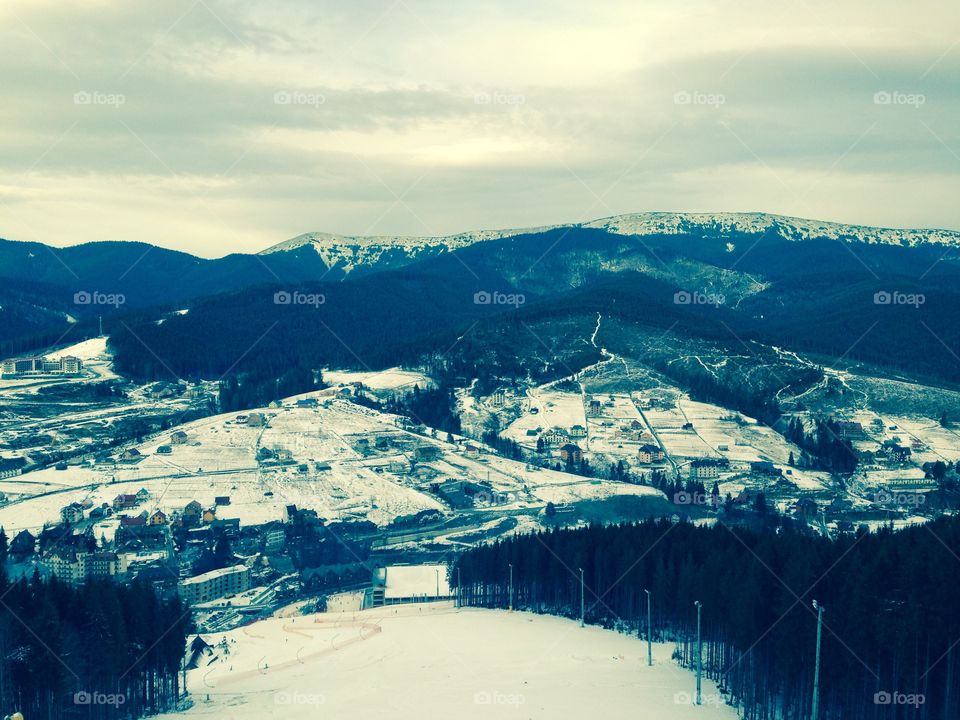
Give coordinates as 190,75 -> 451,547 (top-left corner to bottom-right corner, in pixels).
1,355 -> 83,377
179,564 -> 252,605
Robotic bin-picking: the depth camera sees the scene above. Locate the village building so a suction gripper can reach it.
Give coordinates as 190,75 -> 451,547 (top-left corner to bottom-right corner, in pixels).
246,412 -> 267,427
637,444 -> 665,464
414,445 -> 442,462
9,530 -> 36,560
559,443 -> 582,463
170,430 -> 189,445
60,502 -> 85,525
178,564 -> 252,605
689,458 -> 726,480
542,429 -> 567,445
113,493 -> 138,510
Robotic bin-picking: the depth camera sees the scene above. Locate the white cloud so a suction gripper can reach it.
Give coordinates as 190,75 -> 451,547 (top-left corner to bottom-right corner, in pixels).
0,0 -> 958,256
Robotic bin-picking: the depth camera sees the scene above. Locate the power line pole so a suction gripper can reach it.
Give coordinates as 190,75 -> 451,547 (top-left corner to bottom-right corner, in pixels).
812,600 -> 824,720
579,567 -> 585,627
694,600 -> 702,706
457,567 -> 462,608
644,588 -> 652,667
508,563 -> 513,611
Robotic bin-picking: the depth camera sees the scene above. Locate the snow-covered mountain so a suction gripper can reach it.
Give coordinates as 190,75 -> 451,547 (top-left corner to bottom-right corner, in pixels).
260,212 -> 960,277
583,212 -> 960,247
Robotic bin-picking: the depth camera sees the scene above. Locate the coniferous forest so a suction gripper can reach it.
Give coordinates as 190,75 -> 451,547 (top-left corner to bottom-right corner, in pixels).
0,573 -> 188,719
452,517 -> 960,720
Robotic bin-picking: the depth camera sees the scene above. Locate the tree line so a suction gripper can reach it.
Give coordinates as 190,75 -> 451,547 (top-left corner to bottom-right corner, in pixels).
0,572 -> 188,719
452,517 -> 960,719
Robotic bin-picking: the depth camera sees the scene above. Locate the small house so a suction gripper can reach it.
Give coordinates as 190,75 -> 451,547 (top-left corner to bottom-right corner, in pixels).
415,445 -> 442,462
170,430 -> 189,445
246,412 -> 267,427
560,443 -> 582,463
113,494 -> 138,510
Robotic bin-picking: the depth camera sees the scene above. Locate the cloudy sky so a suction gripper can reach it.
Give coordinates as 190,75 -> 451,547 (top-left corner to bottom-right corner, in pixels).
1,0 -> 958,256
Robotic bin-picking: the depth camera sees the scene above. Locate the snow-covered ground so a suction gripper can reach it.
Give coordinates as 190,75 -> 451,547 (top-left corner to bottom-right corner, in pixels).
0,392 -> 660,533
322,367 -> 433,393
162,603 -> 737,720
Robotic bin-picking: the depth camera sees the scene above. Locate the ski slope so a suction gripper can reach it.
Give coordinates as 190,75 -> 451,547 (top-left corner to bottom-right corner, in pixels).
163,603 -> 737,719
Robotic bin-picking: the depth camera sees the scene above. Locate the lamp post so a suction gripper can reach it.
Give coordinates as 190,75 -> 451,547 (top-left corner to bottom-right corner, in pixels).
579,568 -> 585,627
644,589 -> 652,667
435,567 -> 440,598
811,600 -> 824,720
508,563 -> 514,611
694,600 -> 702,706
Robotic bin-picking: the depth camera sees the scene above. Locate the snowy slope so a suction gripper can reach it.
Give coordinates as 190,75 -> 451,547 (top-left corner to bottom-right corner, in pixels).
161,603 -> 737,720
584,212 -> 960,247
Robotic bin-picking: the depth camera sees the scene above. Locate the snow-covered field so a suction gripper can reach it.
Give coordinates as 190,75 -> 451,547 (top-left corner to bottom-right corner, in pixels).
0,391 -> 660,534
322,367 -> 432,392
501,388 -> 586,447
162,603 -> 737,720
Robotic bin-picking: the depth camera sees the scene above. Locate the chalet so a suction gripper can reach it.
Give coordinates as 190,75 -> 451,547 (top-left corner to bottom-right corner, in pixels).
464,444 -> 480,458
186,635 -> 215,670
183,500 -> 203,518
569,425 -> 587,438
9,529 -> 36,560
246,412 -> 267,427
375,436 -> 392,449
794,498 -> 819,517
120,516 -> 146,528
356,438 -> 371,453
296,398 -> 318,407
202,509 -> 217,524
120,448 -> 142,462
170,430 -> 189,445
414,445 -> 442,462
637,444 -> 665,464
837,421 -> 864,439
113,493 -> 138,510
136,488 -> 151,502
149,510 -> 168,526
283,504 -> 299,523
750,461 -> 781,476
560,443 -> 582,463
588,398 -> 602,416
214,496 -> 231,506
60,502 -> 85,525
156,445 -> 173,455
